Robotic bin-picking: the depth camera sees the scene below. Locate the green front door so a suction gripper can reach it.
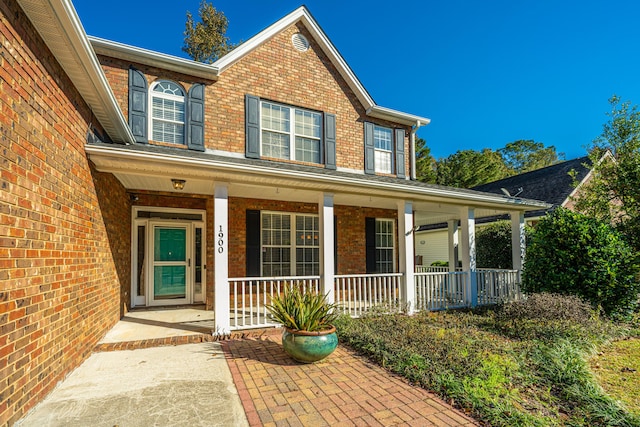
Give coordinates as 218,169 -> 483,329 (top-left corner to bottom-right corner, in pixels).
150,224 -> 190,305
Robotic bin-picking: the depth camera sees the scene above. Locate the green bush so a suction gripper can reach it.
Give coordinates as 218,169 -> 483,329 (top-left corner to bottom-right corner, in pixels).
522,208 -> 640,319
476,220 -> 532,269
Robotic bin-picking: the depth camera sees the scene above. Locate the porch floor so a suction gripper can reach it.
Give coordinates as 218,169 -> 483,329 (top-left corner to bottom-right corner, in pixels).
99,305 -> 216,343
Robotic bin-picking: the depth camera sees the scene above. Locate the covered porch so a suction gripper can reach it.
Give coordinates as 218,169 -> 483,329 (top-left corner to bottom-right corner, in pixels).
87,143 -> 547,334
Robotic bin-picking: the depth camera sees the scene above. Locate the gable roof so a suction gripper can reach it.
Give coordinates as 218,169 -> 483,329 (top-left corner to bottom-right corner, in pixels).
471,156 -> 592,208
89,5 -> 430,127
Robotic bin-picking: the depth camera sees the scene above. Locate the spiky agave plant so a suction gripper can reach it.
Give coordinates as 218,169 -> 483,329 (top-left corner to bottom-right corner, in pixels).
266,285 -> 339,332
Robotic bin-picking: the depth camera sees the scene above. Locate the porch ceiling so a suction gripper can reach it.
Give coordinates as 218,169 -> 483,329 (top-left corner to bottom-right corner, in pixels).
87,143 -> 550,225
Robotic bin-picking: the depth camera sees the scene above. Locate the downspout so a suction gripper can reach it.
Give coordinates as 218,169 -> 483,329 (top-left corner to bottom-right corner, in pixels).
410,120 -> 426,180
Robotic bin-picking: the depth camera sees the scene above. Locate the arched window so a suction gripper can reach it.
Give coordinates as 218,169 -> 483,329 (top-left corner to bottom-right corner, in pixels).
149,80 -> 185,144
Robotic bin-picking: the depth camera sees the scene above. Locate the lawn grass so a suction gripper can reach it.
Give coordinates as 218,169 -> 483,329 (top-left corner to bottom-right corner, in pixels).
334,294 -> 640,426
590,337 -> 640,416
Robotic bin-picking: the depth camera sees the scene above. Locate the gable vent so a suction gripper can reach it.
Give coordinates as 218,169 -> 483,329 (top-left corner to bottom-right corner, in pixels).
291,33 -> 309,52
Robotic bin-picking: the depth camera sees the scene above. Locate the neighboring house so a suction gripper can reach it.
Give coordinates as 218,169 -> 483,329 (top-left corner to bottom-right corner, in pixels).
415,156 -> 593,267
1,1 -> 548,424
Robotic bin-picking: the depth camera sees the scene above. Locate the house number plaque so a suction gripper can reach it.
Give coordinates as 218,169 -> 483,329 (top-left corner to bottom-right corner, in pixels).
217,225 -> 224,254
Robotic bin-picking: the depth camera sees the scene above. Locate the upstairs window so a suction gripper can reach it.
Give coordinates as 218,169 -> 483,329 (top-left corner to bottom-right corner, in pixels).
245,94 -> 336,169
374,125 -> 393,174
150,81 -> 185,145
128,68 -> 205,151
364,122 -> 406,178
261,101 -> 322,163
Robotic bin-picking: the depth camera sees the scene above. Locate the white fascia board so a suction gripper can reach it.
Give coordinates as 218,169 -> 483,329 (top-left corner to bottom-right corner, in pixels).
17,0 -> 135,144
366,105 -> 431,126
89,37 -> 219,81
213,6 -> 376,109
86,144 -> 550,211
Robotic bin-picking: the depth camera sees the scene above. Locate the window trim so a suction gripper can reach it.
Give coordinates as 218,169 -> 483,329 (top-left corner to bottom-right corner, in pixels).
373,125 -> 394,174
260,211 -> 320,277
259,100 -> 323,164
148,80 -> 186,145
375,218 -> 396,273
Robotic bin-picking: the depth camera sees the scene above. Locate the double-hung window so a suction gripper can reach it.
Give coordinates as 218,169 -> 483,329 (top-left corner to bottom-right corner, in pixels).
261,101 -> 322,164
375,219 -> 395,273
150,81 -> 185,145
261,212 -> 319,276
374,125 -> 393,174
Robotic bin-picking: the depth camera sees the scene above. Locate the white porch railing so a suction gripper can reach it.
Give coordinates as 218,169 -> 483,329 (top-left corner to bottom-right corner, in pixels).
476,269 -> 523,305
415,271 -> 469,311
227,270 -> 522,330
228,276 -> 320,330
416,266 -> 447,273
415,266 -> 463,273
334,273 -> 403,317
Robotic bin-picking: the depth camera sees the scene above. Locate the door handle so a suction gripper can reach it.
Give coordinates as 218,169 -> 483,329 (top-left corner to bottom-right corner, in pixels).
188,259 -> 191,267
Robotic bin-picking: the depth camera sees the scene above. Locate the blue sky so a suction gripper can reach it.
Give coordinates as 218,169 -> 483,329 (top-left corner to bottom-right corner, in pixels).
73,0 -> 640,160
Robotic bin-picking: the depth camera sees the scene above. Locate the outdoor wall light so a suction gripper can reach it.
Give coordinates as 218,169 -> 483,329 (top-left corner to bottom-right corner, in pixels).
171,179 -> 186,190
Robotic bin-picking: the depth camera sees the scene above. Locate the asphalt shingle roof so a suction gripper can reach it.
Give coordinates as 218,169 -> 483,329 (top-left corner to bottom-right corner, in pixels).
471,156 -> 592,207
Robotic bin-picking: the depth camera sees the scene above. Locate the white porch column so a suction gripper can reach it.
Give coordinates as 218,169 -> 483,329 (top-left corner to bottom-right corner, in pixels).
318,193 -> 335,303
213,184 -> 230,335
459,207 -> 477,307
510,211 -> 526,271
447,219 -> 459,273
398,200 -> 415,314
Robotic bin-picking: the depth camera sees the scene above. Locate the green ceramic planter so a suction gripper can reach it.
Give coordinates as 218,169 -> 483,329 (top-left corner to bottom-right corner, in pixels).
281,325 -> 338,363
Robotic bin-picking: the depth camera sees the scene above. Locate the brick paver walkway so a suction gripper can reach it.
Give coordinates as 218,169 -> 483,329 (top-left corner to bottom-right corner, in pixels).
222,334 -> 478,427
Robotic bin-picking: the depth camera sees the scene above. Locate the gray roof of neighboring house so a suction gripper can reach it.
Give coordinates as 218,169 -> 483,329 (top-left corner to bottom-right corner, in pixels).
417,156 -> 592,231
472,156 -> 592,208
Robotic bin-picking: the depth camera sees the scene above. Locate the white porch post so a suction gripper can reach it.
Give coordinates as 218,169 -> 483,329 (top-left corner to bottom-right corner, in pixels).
398,200 -> 415,314
318,193 -> 335,303
213,184 -> 230,335
459,207 -> 477,307
447,219 -> 459,273
510,211 -> 526,271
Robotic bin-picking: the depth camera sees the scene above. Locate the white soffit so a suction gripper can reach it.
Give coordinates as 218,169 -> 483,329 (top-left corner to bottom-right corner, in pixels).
16,0 -> 135,144
87,144 -> 550,212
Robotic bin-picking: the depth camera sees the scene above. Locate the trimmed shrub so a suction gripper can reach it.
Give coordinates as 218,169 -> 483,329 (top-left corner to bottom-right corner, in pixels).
476,220 -> 532,269
522,208 -> 640,318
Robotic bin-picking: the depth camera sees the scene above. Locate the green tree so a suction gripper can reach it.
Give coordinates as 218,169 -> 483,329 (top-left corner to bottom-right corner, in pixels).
522,208 -> 640,318
573,95 -> 640,251
415,137 -> 437,183
435,148 -> 508,188
183,1 -> 238,63
498,140 -> 564,174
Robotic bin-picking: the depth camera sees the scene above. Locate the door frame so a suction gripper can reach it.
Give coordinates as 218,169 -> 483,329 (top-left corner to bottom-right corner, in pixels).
130,206 -> 207,308
148,221 -> 192,306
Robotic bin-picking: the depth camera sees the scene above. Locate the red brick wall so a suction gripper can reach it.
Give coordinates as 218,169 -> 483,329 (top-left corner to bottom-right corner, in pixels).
97,22 -> 411,175
0,3 -> 124,425
227,197 -> 397,277
91,164 -> 131,317
335,206 -> 399,275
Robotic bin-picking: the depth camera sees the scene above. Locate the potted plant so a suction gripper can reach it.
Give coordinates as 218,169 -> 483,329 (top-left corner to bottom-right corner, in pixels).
266,285 -> 339,363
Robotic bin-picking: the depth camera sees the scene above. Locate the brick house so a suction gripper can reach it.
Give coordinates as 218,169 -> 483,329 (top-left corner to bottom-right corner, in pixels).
1,1 -> 548,424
